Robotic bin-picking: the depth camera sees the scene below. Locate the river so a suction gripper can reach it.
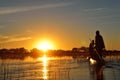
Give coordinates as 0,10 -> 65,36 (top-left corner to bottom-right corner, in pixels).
0,55 -> 120,80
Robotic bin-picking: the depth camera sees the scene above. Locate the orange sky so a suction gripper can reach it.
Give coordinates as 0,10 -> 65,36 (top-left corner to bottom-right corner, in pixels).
0,0 -> 120,50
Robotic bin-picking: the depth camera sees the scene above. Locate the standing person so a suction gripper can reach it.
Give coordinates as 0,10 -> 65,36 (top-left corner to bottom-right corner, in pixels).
95,30 -> 105,59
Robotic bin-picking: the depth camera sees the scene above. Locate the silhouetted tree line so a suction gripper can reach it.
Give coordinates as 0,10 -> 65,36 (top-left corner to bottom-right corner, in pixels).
0,47 -> 120,59
0,48 -> 29,59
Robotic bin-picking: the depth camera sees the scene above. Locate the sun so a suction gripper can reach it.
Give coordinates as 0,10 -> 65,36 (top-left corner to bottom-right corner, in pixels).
36,40 -> 54,52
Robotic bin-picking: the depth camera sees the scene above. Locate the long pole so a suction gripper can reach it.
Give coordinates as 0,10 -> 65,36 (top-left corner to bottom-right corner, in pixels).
89,38 -> 104,63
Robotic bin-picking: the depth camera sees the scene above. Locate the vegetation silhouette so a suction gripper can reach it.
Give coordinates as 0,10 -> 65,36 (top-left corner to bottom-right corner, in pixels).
0,47 -> 88,59
0,47 -> 120,60
0,31 -> 119,60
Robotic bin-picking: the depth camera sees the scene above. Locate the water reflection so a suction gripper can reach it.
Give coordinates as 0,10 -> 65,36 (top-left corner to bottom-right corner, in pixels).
38,55 -> 48,80
0,57 -> 119,80
89,58 -> 104,80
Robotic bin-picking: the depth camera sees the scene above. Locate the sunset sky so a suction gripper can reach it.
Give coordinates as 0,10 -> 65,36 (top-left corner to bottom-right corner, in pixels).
0,0 -> 120,50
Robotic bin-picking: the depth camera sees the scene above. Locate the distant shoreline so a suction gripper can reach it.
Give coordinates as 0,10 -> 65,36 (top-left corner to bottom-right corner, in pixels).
0,48 -> 120,60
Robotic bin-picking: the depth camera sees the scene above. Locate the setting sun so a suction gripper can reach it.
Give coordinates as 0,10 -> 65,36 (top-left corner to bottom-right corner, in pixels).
36,40 -> 54,51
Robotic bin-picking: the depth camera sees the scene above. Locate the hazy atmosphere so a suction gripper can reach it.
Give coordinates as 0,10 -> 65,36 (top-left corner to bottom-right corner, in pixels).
0,0 -> 120,50
0,1 -> 120,80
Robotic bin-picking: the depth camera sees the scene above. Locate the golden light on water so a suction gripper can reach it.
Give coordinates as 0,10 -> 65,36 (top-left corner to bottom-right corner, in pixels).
38,55 -> 48,79
90,58 -> 96,64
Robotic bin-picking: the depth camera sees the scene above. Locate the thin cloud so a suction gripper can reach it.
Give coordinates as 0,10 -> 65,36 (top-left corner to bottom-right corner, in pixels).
84,8 -> 107,12
0,35 -> 31,43
0,2 -> 75,15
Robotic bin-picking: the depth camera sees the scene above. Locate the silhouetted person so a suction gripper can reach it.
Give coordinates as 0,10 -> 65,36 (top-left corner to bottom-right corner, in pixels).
89,40 -> 100,61
89,40 -> 95,59
95,30 -> 105,59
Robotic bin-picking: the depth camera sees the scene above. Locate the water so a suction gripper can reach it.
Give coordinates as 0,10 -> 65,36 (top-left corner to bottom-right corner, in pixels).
0,56 -> 120,80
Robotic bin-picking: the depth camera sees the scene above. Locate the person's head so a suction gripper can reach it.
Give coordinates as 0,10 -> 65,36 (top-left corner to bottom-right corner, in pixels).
91,40 -> 94,44
96,30 -> 100,35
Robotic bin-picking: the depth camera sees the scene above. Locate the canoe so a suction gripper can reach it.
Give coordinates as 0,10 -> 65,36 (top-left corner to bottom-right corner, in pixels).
88,57 -> 105,66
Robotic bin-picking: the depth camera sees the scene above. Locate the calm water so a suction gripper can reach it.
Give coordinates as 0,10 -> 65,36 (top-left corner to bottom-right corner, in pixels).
0,55 -> 120,80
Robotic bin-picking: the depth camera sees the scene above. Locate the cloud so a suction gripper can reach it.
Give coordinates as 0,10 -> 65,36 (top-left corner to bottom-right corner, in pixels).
84,8 -> 107,12
0,35 -> 32,43
0,2 -> 75,15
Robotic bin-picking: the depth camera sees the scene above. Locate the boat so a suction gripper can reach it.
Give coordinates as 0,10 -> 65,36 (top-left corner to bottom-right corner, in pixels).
87,56 -> 105,66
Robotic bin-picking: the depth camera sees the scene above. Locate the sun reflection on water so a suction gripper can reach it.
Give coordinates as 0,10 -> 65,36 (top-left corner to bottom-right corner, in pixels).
90,58 -> 96,64
37,56 -> 71,80
38,55 -> 48,80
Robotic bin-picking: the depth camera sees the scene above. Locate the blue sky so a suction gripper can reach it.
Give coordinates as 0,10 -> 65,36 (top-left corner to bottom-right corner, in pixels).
0,0 -> 120,50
